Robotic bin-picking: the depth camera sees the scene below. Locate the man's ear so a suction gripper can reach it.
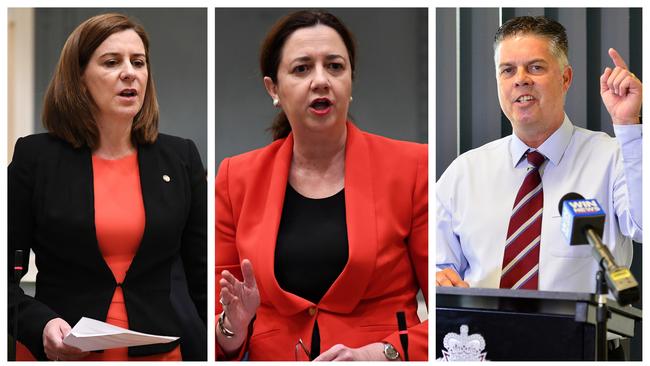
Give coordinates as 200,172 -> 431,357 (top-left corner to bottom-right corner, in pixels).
562,65 -> 573,93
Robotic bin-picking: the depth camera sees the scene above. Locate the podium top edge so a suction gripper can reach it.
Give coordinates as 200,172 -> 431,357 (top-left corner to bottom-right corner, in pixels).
436,286 -> 593,301
435,287 -> 642,318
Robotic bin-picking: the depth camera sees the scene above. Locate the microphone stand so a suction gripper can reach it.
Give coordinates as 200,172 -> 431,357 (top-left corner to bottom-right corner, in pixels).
584,227 -> 637,360
12,299 -> 18,361
11,250 -> 23,361
595,263 -> 609,361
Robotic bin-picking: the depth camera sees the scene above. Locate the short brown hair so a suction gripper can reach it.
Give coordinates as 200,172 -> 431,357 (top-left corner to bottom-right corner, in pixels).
42,13 -> 159,149
260,10 -> 356,140
494,16 -> 569,69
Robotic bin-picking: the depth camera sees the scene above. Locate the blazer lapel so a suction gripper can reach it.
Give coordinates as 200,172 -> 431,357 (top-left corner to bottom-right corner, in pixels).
320,122 -> 378,313
255,134 -> 313,316
59,146 -> 113,278
127,143 -> 160,279
255,124 -> 379,316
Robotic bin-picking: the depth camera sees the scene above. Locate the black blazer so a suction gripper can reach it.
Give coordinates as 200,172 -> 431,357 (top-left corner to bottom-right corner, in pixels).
8,133 -> 206,360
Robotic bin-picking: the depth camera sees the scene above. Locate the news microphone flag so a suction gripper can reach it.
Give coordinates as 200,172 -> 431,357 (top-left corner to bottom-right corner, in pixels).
558,194 -> 639,305
560,198 -> 605,246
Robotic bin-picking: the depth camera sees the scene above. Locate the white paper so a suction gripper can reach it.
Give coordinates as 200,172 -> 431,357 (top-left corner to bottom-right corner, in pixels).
62,317 -> 178,352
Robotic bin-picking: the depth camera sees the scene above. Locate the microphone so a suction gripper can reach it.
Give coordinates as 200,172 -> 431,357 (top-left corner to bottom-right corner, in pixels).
14,250 -> 24,280
558,193 -> 639,305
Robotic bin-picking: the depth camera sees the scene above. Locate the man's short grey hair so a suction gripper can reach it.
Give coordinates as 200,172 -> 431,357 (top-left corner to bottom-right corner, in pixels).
493,16 -> 569,71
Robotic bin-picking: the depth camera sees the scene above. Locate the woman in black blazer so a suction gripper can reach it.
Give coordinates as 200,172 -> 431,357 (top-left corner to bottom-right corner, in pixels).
8,13 -> 206,361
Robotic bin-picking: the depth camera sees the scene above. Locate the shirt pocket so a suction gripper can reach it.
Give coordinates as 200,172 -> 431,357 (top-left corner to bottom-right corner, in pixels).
550,244 -> 592,258
547,217 -> 592,258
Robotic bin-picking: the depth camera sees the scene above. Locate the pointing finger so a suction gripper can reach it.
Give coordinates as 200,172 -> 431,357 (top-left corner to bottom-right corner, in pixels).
608,48 -> 628,69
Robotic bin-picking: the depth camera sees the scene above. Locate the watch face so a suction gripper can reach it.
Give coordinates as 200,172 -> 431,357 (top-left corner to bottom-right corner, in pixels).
384,343 -> 399,360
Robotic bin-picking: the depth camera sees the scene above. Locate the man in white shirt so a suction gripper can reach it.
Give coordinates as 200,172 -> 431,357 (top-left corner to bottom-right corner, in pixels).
436,16 -> 642,292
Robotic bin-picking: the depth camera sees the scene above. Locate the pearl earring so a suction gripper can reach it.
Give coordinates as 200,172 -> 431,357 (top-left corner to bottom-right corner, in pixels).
273,98 -> 280,107
349,96 -> 353,102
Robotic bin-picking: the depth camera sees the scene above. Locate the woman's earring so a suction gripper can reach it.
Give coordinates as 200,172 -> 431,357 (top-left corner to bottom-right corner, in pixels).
273,98 -> 280,107
349,96 -> 353,102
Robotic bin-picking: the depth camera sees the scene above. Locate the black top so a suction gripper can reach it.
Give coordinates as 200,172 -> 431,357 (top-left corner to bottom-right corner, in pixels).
274,184 -> 349,304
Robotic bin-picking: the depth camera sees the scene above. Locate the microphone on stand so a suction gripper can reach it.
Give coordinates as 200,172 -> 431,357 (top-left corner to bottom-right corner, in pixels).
558,193 -> 639,305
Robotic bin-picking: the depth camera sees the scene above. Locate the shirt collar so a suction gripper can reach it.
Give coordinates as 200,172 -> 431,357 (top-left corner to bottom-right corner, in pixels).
509,114 -> 575,168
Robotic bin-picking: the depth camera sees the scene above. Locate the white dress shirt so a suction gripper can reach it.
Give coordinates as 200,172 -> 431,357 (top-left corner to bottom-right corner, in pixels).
436,115 -> 642,292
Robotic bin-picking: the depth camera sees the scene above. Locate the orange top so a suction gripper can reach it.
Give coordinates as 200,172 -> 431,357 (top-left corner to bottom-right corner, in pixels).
89,152 -> 181,361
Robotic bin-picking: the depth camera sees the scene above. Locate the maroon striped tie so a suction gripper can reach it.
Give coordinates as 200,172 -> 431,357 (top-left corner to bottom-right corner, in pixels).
500,150 -> 546,290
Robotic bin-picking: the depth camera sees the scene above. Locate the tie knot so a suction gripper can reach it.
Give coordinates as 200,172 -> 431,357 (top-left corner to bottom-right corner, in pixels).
527,150 -> 546,168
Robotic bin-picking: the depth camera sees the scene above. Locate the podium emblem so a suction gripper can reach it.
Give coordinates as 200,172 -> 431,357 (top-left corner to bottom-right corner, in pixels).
438,325 -> 488,361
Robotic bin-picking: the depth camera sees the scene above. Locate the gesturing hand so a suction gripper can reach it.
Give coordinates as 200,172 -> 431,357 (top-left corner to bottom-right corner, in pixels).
600,48 -> 642,125
219,259 -> 260,334
43,318 -> 89,361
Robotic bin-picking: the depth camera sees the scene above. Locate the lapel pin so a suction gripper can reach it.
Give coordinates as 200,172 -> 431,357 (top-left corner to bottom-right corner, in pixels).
163,174 -> 171,182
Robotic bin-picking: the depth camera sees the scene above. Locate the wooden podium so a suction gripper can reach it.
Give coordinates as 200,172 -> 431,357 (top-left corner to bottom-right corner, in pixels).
436,287 -> 641,361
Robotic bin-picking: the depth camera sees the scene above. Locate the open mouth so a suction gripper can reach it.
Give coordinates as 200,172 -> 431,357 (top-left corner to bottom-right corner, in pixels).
515,95 -> 535,103
119,89 -> 138,97
310,98 -> 333,111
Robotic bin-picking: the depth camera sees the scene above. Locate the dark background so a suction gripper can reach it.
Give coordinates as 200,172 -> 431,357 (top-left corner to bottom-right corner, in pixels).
33,8 -> 207,165
215,8 -> 428,168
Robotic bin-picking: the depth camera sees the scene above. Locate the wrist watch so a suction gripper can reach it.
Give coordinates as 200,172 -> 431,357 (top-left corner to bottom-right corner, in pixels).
383,342 -> 400,360
218,311 -> 236,338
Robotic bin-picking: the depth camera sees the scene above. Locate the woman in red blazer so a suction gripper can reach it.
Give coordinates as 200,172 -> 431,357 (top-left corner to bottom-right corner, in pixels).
216,10 -> 427,361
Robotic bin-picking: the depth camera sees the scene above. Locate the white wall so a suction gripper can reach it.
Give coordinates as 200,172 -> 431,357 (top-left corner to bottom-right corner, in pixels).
8,8 -> 37,285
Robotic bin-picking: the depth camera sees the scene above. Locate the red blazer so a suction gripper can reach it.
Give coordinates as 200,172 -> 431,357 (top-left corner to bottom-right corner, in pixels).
216,122 -> 428,360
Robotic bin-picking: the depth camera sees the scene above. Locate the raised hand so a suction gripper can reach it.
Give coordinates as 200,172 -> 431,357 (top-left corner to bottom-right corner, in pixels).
600,48 -> 642,124
219,259 -> 260,335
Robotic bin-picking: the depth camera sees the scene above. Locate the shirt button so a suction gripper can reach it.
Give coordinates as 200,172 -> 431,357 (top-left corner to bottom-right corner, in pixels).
308,307 -> 317,316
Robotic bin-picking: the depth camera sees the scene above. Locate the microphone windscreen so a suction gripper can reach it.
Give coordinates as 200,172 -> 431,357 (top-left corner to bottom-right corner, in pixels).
560,197 -> 606,245
558,192 -> 584,215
